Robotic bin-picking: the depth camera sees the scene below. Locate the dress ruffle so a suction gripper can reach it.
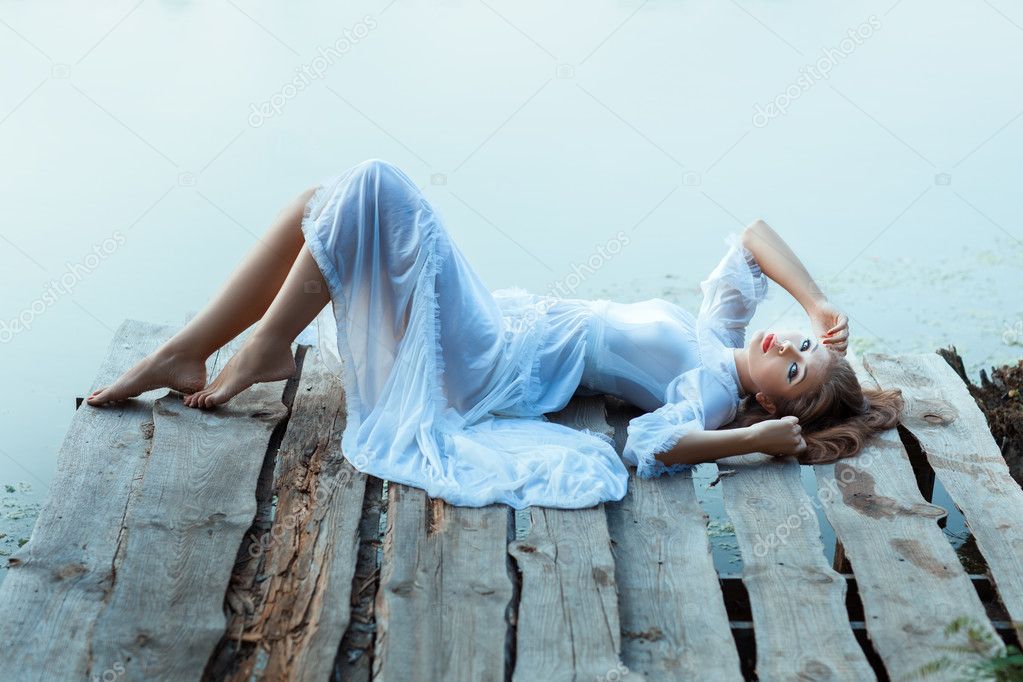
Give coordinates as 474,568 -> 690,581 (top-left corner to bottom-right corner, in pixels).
623,401 -> 701,478
488,286 -> 555,417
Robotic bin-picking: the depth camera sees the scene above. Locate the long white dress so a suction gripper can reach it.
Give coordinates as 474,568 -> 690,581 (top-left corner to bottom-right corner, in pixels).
300,159 -> 770,510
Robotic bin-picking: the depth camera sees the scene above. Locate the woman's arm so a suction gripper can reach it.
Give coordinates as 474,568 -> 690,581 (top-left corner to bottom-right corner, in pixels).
655,416 -> 807,466
656,427 -> 757,466
740,219 -> 825,314
740,219 -> 849,353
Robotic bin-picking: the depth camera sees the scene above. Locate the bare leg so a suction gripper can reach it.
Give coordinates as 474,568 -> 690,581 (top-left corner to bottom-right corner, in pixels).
87,187 -> 319,406
183,244 -> 331,409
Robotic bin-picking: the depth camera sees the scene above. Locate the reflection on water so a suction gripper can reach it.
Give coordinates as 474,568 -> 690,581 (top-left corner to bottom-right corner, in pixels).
2,0 -> 1020,573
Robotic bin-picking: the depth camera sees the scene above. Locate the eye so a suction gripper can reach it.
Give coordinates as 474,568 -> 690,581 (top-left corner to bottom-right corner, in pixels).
800,338 -> 811,351
788,362 -> 798,381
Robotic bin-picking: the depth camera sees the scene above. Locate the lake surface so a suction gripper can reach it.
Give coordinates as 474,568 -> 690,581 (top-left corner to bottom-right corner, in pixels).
2,0 -> 1020,567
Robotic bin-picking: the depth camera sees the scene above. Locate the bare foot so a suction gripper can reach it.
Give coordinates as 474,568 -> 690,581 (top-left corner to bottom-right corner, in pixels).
183,335 -> 295,409
87,347 -> 208,406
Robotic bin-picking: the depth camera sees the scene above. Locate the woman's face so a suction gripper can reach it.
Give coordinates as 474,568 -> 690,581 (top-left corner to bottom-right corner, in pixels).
746,329 -> 830,399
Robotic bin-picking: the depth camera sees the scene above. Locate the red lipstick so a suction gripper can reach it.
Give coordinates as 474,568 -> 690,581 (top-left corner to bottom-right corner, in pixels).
762,333 -> 775,353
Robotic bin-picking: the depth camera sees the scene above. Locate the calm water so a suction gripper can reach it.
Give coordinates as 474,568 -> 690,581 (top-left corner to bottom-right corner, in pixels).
2,0 -> 1020,565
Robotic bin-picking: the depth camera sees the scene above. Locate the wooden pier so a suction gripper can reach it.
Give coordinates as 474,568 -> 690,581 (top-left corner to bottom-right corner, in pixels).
1,318 -> 1021,681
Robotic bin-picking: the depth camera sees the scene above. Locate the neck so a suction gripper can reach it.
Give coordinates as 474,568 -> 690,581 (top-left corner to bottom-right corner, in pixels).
731,347 -> 757,398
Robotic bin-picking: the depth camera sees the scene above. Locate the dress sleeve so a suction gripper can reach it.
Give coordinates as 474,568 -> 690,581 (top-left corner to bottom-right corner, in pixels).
698,231 -> 770,347
623,365 -> 725,478
622,399 -> 704,478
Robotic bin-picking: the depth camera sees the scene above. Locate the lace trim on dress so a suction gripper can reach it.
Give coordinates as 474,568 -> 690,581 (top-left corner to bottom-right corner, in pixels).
625,402 -> 700,478
490,286 -> 556,416
579,427 -> 616,448
638,426 -> 698,478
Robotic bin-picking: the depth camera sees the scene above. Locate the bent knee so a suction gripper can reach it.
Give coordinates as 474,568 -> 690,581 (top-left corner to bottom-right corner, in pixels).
356,157 -> 394,173
350,158 -> 422,204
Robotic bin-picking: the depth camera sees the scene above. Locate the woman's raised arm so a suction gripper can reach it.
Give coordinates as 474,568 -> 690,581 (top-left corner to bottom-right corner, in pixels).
740,219 -> 849,353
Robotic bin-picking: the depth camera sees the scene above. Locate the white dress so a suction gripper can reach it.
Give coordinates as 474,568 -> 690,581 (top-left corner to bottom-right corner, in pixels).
300,159 -> 770,510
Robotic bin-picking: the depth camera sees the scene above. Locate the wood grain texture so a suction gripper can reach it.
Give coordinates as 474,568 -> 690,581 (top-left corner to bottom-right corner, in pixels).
719,452 -> 875,681
216,345 -> 368,682
333,475 -> 384,682
510,396 -> 640,682
864,352 -> 1023,642
607,463 -> 742,680
813,360 -> 998,680
87,330 -> 290,680
0,320 -> 175,681
374,486 -> 513,682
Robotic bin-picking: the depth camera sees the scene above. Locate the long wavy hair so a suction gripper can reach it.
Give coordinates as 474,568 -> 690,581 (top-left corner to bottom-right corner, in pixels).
727,350 -> 905,464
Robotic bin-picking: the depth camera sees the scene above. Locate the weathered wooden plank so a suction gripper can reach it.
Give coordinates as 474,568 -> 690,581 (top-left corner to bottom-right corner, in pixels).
813,360 -> 998,680
374,482 -> 513,680
719,451 -> 875,681
605,404 -> 743,681
333,475 -> 384,682
214,345 -> 368,682
864,352 -> 1023,642
0,319 -> 176,680
86,329 -> 290,680
510,396 -> 638,682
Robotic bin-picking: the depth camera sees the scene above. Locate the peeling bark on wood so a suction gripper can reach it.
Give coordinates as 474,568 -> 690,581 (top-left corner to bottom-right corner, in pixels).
207,345 -> 368,682
332,475 -> 384,682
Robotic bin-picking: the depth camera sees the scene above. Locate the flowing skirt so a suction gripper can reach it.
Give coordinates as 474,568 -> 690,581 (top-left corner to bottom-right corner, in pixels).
300,159 -> 628,509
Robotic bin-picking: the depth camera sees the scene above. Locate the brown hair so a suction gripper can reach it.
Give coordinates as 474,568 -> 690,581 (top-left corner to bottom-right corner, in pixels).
727,350 -> 905,464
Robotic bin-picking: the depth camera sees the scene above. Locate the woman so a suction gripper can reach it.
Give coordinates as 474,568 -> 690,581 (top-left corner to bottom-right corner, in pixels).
86,159 -> 902,509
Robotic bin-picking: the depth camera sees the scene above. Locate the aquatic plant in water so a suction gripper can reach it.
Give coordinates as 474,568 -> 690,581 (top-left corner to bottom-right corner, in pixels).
907,616 -> 1023,681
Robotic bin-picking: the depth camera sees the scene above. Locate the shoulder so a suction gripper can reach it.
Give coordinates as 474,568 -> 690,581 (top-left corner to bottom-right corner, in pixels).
682,324 -> 743,426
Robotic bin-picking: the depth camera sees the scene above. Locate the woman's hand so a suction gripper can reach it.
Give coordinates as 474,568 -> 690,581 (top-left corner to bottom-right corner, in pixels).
809,300 -> 849,354
748,416 -> 807,457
